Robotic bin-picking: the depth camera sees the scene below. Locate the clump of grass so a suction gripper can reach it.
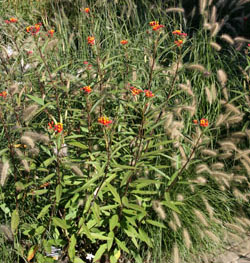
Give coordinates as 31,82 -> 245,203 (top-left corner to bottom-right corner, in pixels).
0,1 -> 249,263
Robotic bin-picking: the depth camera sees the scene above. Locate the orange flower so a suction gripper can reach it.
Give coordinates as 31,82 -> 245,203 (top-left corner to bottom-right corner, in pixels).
193,119 -> 198,124
152,24 -> 164,31
26,24 -> 41,35
54,123 -> 63,133
0,91 -> 7,98
200,118 -> 209,127
120,40 -> 128,45
144,89 -> 154,97
98,117 -> 112,126
130,86 -> 143,96
47,29 -> 54,37
87,36 -> 95,45
48,121 -> 54,129
84,7 -> 90,13
149,21 -> 159,27
172,30 -> 187,37
174,39 -> 183,46
9,17 -> 18,23
81,86 -> 92,93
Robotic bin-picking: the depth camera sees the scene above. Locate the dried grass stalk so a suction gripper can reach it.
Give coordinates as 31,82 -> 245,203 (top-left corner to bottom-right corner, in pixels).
217,69 -> 227,86
172,243 -> 180,263
205,230 -> 220,243
201,196 -> 214,218
172,211 -> 182,228
166,7 -> 184,13
225,103 -> 241,115
225,223 -> 245,233
71,165 -> 84,177
194,209 -> 209,226
186,64 -> 205,72
220,34 -> 234,45
20,136 -> 35,148
0,161 -> 10,187
240,159 -> 250,175
196,164 -> 211,174
234,37 -> 250,43
211,83 -> 217,102
183,228 -> 192,250
205,86 -> 212,105
22,104 -> 39,122
201,149 -> 217,157
233,188 -> 248,202
168,220 -> 177,232
210,41 -> 221,51
0,224 -> 14,242
210,6 -> 217,24
199,0 -> 207,14
226,115 -> 243,124
211,162 -> 224,170
218,141 -> 237,151
152,200 -> 166,220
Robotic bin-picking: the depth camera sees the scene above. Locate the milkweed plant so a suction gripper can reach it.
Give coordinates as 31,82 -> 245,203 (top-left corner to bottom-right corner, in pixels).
0,1 -> 249,263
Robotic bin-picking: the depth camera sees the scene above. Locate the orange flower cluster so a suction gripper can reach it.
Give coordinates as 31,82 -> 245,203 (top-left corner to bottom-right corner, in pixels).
174,39 -> 183,47
130,86 -> 143,96
87,36 -> 95,45
193,118 -> 209,127
144,89 -> 154,97
81,86 -> 92,93
149,21 -> 164,31
120,40 -> 128,45
98,117 -> 112,126
84,8 -> 90,13
5,17 -> 18,23
0,91 -> 7,98
172,30 -> 187,37
48,121 -> 63,133
47,29 -> 54,37
172,30 -> 187,47
26,23 -> 42,35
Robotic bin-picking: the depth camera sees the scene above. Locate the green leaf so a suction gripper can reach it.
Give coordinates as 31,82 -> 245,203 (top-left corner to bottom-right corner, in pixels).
37,204 -> 51,219
109,214 -> 118,232
161,200 -> 181,213
78,222 -> 93,240
148,165 -> 170,179
167,170 -> 179,187
146,219 -> 166,228
11,209 -> 19,234
52,217 -> 69,230
90,98 -> 104,114
68,234 -> 76,261
68,141 -> 88,150
73,173 -> 103,194
27,189 -> 48,196
56,184 -> 62,204
131,190 -> 157,195
93,243 -> 107,262
107,231 -> 114,251
35,225 -> 45,235
138,228 -> 152,247
92,202 -> 101,224
26,94 -> 44,106
91,233 -> 112,240
40,157 -> 56,168
115,238 -> 130,253
74,257 -> 86,263
106,183 -> 121,205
